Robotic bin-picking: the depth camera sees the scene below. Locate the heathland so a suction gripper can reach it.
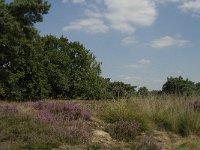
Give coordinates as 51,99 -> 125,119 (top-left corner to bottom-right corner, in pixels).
1,1 -> 200,149
0,96 -> 200,149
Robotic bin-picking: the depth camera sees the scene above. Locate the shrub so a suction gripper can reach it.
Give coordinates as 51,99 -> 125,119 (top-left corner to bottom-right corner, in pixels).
108,120 -> 141,141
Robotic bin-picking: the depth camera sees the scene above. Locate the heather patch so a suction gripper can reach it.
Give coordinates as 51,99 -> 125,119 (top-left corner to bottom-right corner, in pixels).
108,120 -> 141,141
0,101 -> 93,149
0,104 -> 18,114
32,101 -> 92,124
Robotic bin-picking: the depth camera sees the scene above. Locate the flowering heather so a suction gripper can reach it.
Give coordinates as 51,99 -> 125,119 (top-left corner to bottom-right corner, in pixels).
21,101 -> 93,144
0,104 -> 18,114
108,120 -> 141,141
32,101 -> 47,110
66,120 -> 92,143
33,101 -> 91,123
36,109 -> 57,124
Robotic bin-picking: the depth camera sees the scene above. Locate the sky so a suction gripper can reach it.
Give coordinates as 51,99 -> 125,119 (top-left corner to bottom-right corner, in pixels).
35,0 -> 200,90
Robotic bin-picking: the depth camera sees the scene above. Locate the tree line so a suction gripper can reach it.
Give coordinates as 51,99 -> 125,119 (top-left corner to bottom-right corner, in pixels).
0,0 -> 137,100
0,0 -> 199,101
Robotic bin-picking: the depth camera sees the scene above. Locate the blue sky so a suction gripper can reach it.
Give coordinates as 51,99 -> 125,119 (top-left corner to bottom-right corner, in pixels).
35,0 -> 200,90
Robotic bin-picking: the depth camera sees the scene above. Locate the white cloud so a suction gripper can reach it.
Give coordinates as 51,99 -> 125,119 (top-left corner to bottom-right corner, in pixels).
104,0 -> 158,33
120,75 -> 142,81
121,36 -> 138,45
124,59 -> 151,68
179,0 -> 200,17
62,18 -> 109,34
63,0 -> 158,34
150,36 -> 190,48
154,0 -> 200,18
62,0 -> 85,4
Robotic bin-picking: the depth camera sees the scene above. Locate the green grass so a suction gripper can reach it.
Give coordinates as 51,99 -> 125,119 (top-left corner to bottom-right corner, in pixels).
98,97 -> 200,137
152,98 -> 200,136
99,100 -> 154,132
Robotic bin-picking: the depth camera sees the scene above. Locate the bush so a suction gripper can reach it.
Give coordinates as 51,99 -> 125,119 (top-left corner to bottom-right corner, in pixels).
108,120 -> 141,141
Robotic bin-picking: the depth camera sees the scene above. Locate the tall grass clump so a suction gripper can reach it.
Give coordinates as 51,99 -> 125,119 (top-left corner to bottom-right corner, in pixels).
99,100 -> 154,132
152,98 -> 200,136
99,97 -> 200,137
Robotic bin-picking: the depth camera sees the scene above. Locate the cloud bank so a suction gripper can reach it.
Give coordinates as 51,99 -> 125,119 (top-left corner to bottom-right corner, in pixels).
62,0 -> 200,34
63,0 -> 157,34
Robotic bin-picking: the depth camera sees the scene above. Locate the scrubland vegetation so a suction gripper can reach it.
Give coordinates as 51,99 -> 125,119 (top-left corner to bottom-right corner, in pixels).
0,97 -> 200,149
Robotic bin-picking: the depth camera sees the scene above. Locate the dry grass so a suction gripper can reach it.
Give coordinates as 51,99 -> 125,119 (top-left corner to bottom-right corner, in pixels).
98,96 -> 200,137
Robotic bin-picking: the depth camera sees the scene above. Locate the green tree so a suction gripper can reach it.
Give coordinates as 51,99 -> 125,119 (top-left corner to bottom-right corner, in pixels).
195,82 -> 200,96
0,0 -> 117,100
0,0 -> 50,100
41,35 -> 70,98
162,76 -> 195,96
67,41 -> 105,99
108,81 -> 136,100
138,87 -> 149,97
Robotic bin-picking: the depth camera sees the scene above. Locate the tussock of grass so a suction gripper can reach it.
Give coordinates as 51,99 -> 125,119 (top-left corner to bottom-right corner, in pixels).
152,99 -> 200,136
99,97 -> 200,137
99,100 -> 154,131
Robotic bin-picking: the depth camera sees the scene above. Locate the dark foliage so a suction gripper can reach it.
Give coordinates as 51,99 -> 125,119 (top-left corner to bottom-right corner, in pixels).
108,81 -> 137,99
0,0 -> 116,100
162,76 -> 196,96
